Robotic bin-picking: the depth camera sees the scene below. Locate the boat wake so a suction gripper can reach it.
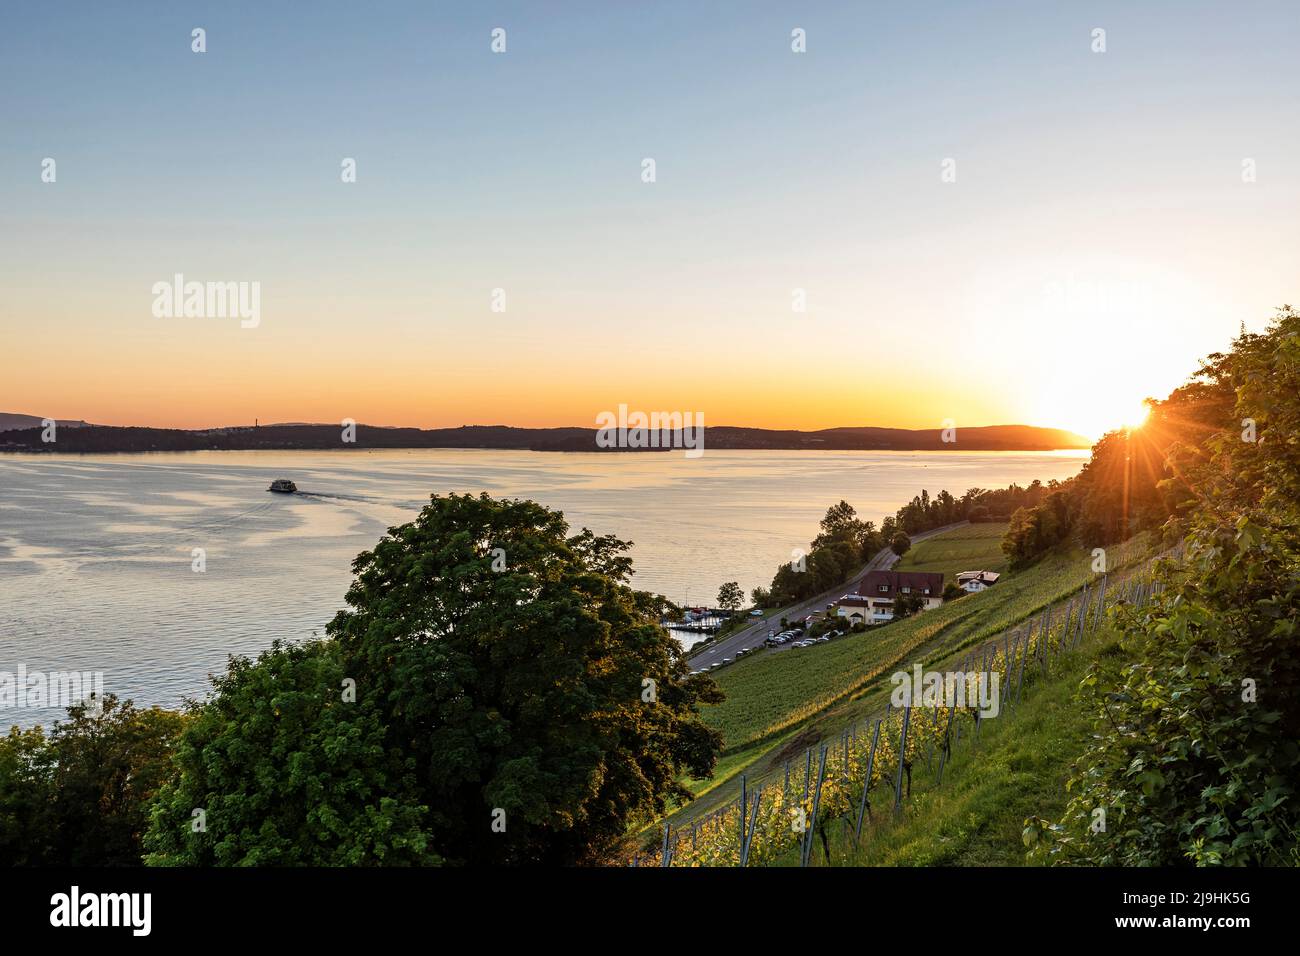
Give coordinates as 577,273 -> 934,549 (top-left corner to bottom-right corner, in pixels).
294,491 -> 381,504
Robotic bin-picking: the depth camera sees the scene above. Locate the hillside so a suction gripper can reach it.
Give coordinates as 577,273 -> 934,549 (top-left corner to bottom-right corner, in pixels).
661,526 -> 1152,828
641,536 -> 1163,865
0,413 -> 91,432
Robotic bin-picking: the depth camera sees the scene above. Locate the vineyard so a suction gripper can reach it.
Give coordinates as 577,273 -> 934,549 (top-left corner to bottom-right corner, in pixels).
633,550 -> 1175,867
697,533 -> 1153,756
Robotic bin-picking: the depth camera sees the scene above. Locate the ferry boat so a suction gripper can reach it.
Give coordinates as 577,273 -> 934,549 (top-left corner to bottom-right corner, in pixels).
267,479 -> 298,494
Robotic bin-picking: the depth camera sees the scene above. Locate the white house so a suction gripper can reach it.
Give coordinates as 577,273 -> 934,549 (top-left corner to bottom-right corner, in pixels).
835,570 -> 945,624
956,570 -> 1000,593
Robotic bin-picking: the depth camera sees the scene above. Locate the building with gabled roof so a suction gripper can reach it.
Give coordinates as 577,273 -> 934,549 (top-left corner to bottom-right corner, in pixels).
834,569 -> 945,625
956,570 -> 1000,592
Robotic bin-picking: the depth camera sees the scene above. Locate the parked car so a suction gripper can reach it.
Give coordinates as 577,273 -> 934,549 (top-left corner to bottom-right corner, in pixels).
817,636 -> 830,643
749,609 -> 765,617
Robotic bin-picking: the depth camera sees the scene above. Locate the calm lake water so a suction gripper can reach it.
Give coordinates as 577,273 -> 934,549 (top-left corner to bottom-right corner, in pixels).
0,449 -> 1086,726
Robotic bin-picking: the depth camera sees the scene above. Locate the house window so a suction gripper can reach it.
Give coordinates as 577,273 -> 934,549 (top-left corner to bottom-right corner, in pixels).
923,588 -> 930,595
878,585 -> 888,593
901,587 -> 911,594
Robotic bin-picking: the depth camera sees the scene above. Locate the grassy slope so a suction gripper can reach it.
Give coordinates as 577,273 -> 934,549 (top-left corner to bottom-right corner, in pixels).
755,631 -> 1115,867
698,529 -> 1145,753
894,521 -> 1009,577
665,528 -> 1151,829
831,637 -> 1111,865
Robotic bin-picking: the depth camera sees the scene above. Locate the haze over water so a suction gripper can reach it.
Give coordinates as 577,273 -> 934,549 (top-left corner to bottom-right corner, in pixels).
0,449 -> 1086,726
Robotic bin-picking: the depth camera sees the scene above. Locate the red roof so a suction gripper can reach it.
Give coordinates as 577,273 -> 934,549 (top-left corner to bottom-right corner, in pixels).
855,569 -> 944,598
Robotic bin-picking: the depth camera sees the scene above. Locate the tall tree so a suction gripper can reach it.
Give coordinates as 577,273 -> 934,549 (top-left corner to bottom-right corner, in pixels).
327,493 -> 723,865
717,581 -> 744,612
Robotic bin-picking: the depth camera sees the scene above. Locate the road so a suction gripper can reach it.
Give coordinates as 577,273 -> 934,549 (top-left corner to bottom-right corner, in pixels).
685,522 -> 968,671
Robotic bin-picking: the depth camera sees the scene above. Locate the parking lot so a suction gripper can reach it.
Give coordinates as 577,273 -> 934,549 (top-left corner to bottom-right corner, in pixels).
688,606 -> 855,676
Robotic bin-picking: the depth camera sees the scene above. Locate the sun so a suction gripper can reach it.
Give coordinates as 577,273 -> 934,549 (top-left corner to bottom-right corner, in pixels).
1123,401 -> 1152,431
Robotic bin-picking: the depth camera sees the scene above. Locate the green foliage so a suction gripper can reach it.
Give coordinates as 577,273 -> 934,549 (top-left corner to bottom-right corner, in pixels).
0,695 -> 185,866
890,532 -> 912,557
327,492 -> 722,865
144,640 -> 437,866
892,591 -> 925,619
0,725 -> 54,865
717,581 -> 744,612
1002,489 -> 1074,567
1031,308 -> 1300,866
761,502 -> 887,607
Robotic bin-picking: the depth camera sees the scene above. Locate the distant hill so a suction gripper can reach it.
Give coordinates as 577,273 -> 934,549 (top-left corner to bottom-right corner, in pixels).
0,413 -> 92,432
0,418 -> 1091,453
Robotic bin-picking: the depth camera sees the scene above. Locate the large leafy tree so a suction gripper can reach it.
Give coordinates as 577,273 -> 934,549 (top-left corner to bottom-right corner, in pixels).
144,640 -> 437,866
327,493 -> 722,865
0,695 -> 184,865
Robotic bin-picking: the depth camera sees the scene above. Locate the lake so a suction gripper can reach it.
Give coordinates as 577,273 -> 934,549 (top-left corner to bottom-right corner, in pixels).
0,448 -> 1087,726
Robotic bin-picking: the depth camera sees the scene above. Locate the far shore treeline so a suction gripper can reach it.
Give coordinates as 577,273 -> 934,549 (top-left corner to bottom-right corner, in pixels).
0,421 -> 1090,454
2,307 -> 1297,867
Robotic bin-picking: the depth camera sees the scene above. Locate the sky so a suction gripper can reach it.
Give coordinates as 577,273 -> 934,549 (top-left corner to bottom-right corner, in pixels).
2,0 -> 1297,439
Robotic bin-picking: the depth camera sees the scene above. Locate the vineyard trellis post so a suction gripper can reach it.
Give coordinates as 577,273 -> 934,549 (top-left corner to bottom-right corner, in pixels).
801,746 -> 829,867
1015,625 -> 1031,703
739,788 -> 762,867
854,718 -> 882,840
893,706 -> 912,812
937,704 -> 956,785
739,774 -> 747,849
1074,583 -> 1089,648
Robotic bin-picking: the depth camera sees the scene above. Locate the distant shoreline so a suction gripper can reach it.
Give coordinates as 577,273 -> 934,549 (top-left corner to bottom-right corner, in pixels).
0,422 -> 1093,455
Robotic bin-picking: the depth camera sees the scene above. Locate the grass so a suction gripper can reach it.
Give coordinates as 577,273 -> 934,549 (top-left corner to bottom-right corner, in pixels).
830,636 -> 1109,866
657,530 -> 1154,832
754,629 -> 1115,867
699,531 -> 1148,754
894,522 -> 1009,578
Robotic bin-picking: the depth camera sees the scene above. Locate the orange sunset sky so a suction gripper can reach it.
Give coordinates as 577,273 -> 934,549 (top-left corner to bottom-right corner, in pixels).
3,4 -> 1296,441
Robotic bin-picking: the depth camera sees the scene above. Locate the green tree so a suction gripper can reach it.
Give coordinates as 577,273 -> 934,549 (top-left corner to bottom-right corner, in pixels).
750,586 -> 771,608
717,581 -> 744,613
327,493 -> 723,865
144,640 -> 436,866
890,532 -> 911,557
891,592 -> 925,619
0,725 -> 54,865
1029,308 -> 1300,866
0,695 -> 185,866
